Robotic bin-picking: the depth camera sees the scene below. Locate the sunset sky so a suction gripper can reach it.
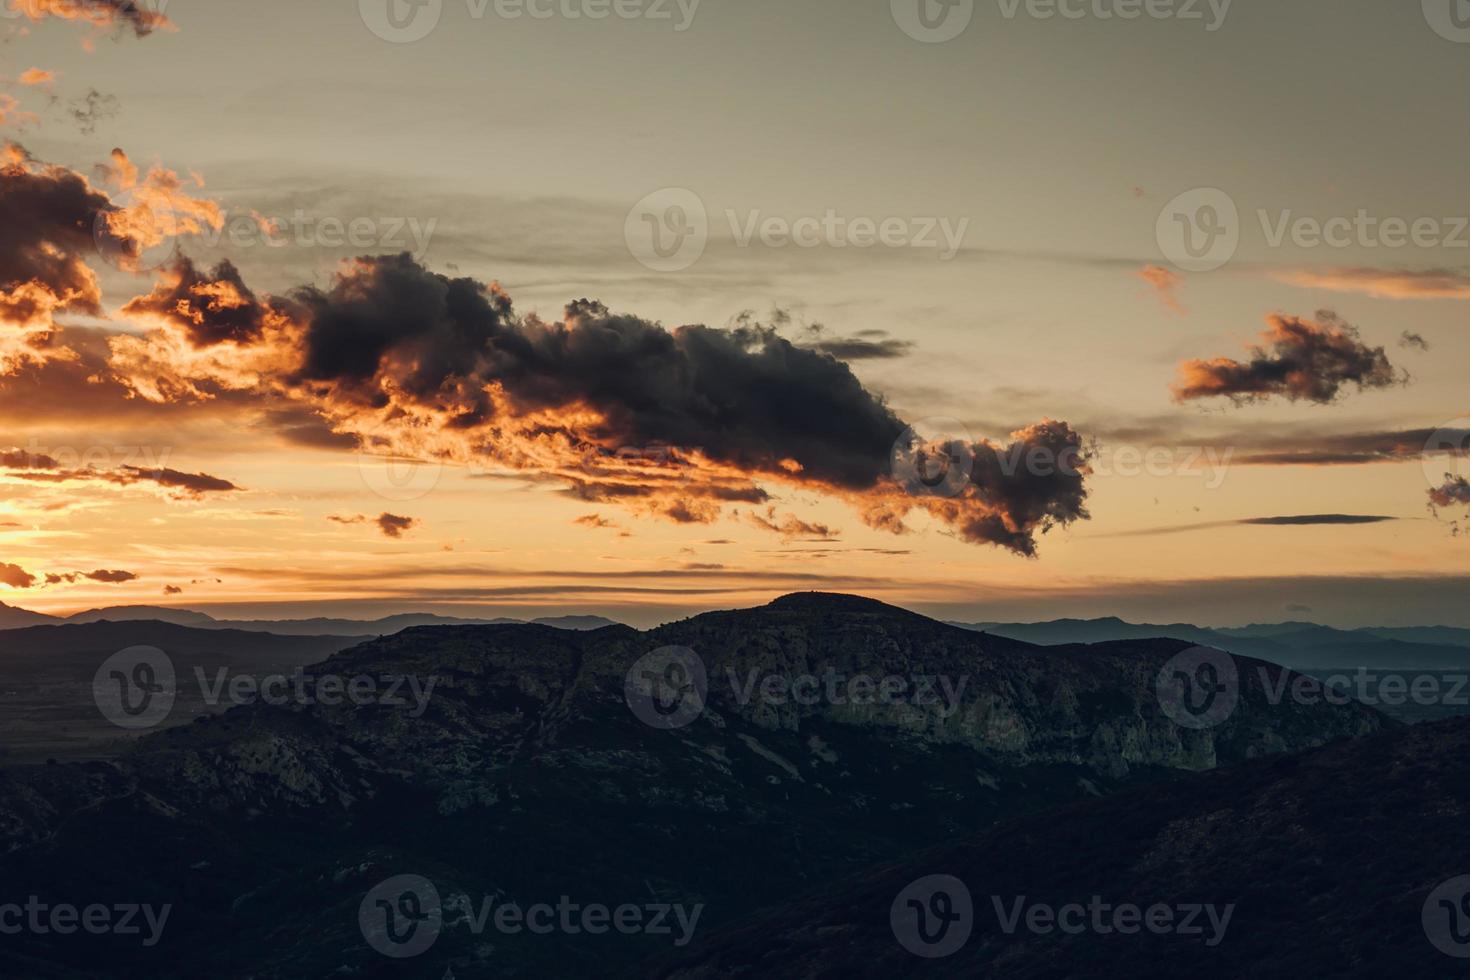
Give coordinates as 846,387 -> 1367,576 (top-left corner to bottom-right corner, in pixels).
2,0 -> 1469,627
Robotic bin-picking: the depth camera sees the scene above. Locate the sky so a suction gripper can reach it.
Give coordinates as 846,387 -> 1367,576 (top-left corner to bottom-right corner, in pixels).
1,0 -> 1469,627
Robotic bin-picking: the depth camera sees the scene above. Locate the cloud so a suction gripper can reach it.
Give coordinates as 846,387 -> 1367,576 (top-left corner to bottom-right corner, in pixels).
328,512 -> 420,538
0,96 -> 39,131
0,449 -> 241,498
11,0 -> 173,38
1399,331 -> 1430,351
122,256 -> 289,347
1429,475 -> 1470,510
18,69 -> 56,86
114,252 -> 1090,555
1094,514 -> 1397,538
43,568 -> 137,584
1137,265 -> 1184,314
0,562 -> 36,589
746,508 -> 839,541
163,584 -> 182,595
1274,267 -> 1470,300
1241,514 -> 1397,526
1173,311 -> 1402,404
67,89 -> 119,136
573,513 -> 622,530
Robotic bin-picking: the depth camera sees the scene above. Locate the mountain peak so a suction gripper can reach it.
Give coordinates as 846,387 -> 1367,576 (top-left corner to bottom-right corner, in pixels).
764,592 -> 914,615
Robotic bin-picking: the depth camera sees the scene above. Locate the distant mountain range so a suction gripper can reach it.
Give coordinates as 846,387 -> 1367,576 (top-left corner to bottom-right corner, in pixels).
0,593 -> 1382,978
0,600 -> 620,635
950,616 -> 1470,670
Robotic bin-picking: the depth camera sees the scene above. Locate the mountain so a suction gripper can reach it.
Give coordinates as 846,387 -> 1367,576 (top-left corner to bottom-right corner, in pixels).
63,605 -> 220,626
651,713 -> 1470,979
0,621 -> 365,764
0,602 -> 624,635
0,601 -> 59,629
0,594 -> 1383,978
952,617 -> 1470,672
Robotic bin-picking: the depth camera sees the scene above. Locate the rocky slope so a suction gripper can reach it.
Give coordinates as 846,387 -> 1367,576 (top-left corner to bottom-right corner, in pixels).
648,713 -> 1470,979
0,593 -> 1385,977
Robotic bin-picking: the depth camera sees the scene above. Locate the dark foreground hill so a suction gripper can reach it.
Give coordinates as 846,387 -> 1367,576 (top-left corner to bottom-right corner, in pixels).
0,594 -> 1384,977
649,713 -> 1470,979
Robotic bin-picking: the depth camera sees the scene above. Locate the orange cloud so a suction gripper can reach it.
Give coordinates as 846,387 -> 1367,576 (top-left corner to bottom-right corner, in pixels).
10,0 -> 173,38
1273,267 -> 1470,301
1173,312 -> 1401,405
17,68 -> 56,86
1137,264 -> 1184,314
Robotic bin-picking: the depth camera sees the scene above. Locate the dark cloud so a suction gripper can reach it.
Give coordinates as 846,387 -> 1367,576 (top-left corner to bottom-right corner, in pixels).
1242,514 -> 1397,526
246,254 -> 1090,554
122,257 -> 288,346
0,563 -> 36,589
746,508 -> 839,541
163,584 -> 182,595
377,513 -> 417,538
1174,312 -> 1402,404
67,89 -> 119,136
0,142 -> 123,325
0,449 -> 240,498
1399,331 -> 1430,351
45,569 -> 139,584
1429,476 -> 1470,510
117,465 -> 239,495
22,0 -> 171,37
1098,514 -> 1397,538
328,512 -> 420,538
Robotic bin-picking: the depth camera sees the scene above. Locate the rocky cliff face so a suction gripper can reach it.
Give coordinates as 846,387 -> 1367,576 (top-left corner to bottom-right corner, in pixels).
649,714 -> 1470,980
0,594 -> 1384,978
